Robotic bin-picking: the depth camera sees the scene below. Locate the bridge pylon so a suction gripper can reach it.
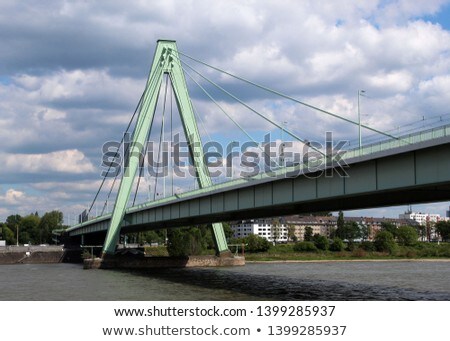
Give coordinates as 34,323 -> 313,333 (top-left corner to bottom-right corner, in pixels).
102,40 -> 229,256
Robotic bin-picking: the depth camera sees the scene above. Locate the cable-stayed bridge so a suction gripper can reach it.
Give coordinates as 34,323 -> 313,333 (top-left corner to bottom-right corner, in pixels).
63,40 -> 450,257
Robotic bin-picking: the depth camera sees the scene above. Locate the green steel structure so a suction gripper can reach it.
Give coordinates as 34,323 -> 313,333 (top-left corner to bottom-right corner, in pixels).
68,40 -> 450,252
102,40 -> 228,255
68,128 -> 450,241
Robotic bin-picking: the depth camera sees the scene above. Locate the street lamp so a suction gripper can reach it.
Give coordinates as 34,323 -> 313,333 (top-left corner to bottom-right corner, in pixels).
280,121 -> 288,167
358,90 -> 366,149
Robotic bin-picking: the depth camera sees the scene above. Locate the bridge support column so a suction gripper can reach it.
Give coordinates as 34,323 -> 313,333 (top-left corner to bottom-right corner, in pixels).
102,40 -> 229,256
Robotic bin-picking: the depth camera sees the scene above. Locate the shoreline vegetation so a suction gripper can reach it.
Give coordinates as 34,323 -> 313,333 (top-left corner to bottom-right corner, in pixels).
239,242 -> 450,262
145,241 -> 450,262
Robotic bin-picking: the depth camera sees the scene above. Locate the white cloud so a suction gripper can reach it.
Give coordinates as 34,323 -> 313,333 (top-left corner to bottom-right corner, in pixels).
1,149 -> 96,174
0,189 -> 26,205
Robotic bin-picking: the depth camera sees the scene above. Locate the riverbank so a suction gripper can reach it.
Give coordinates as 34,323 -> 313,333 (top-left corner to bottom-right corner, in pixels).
247,258 -> 450,263
241,241 -> 450,262
0,249 -> 65,264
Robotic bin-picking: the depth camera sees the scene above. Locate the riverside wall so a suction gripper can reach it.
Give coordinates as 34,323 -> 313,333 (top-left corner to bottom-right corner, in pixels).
0,246 -> 65,264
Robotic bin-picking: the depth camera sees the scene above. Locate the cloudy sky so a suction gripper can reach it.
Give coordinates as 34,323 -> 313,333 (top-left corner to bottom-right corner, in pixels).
1,0 -> 450,223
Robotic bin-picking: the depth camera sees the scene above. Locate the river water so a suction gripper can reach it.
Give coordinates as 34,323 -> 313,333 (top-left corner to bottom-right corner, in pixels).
0,261 -> 449,300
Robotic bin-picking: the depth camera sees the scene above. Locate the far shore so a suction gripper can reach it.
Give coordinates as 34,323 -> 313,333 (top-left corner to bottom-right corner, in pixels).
246,258 -> 450,264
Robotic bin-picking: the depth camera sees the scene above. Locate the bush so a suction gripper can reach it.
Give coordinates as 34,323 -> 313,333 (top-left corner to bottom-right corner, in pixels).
313,234 -> 329,251
396,226 -> 419,246
346,241 -> 356,251
329,237 -> 345,252
293,241 -> 318,252
374,231 -> 397,254
359,241 -> 375,251
244,234 -> 272,253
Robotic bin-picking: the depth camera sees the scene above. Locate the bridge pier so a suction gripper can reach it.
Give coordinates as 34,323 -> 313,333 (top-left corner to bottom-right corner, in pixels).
83,254 -> 244,269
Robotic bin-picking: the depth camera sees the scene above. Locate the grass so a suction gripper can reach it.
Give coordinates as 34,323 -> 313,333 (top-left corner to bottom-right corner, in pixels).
243,242 -> 450,262
144,242 -> 450,261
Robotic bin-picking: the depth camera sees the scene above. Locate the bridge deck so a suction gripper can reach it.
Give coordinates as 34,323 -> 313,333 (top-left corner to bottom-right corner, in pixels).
67,124 -> 450,237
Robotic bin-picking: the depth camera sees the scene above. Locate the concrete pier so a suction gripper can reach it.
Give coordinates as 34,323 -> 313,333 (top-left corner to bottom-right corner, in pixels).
84,254 -> 245,269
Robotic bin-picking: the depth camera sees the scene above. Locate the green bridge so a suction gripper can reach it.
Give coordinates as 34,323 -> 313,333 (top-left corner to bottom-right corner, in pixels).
63,40 -> 450,257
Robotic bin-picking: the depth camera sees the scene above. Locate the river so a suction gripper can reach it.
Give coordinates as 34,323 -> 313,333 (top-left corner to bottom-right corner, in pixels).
0,261 -> 449,300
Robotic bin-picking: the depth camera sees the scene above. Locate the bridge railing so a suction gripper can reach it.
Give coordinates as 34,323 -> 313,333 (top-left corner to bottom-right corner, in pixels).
343,123 -> 450,160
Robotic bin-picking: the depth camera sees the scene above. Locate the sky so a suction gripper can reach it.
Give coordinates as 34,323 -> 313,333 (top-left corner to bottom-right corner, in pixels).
0,0 -> 450,223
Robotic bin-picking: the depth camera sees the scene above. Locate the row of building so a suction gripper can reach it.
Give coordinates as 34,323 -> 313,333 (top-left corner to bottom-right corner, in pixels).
231,209 -> 450,243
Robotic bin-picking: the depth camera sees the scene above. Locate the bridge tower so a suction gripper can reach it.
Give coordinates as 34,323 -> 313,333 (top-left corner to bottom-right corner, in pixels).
102,40 -> 229,256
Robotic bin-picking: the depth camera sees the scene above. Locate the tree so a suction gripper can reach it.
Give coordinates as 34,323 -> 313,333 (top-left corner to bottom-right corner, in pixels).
381,222 -> 397,237
337,211 -> 344,231
6,214 -> 22,245
435,221 -> 450,242
396,226 -> 418,246
20,214 -> 41,244
244,234 -> 271,253
166,227 -> 208,256
221,222 -> 234,240
313,234 -> 329,250
335,221 -> 361,242
303,226 -> 313,241
374,231 -> 397,254
138,230 -> 165,245
417,225 -> 427,242
271,219 -> 282,244
0,224 -> 15,245
287,224 -> 297,242
38,211 -> 63,244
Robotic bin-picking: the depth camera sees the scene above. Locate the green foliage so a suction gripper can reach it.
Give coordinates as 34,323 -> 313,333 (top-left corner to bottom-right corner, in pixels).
38,211 -> 63,244
337,211 -> 344,230
313,234 -> 329,250
21,214 -> 41,244
329,237 -> 345,251
303,226 -> 313,241
436,221 -> 450,242
335,221 -> 361,242
381,222 -> 397,237
221,222 -> 234,240
244,234 -> 272,253
2,211 -> 64,245
374,230 -> 397,254
293,241 -> 318,252
1,225 -> 15,245
6,214 -> 22,230
166,227 -> 208,257
138,230 -> 166,245
359,241 -> 376,251
396,226 -> 419,246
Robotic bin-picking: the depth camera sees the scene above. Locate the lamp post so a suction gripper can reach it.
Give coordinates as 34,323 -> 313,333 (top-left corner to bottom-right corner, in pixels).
280,121 -> 287,167
358,90 -> 365,149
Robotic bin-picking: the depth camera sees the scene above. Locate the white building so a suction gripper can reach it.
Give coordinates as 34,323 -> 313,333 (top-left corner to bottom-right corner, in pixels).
231,219 -> 288,243
399,210 -> 444,241
399,211 -> 441,225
